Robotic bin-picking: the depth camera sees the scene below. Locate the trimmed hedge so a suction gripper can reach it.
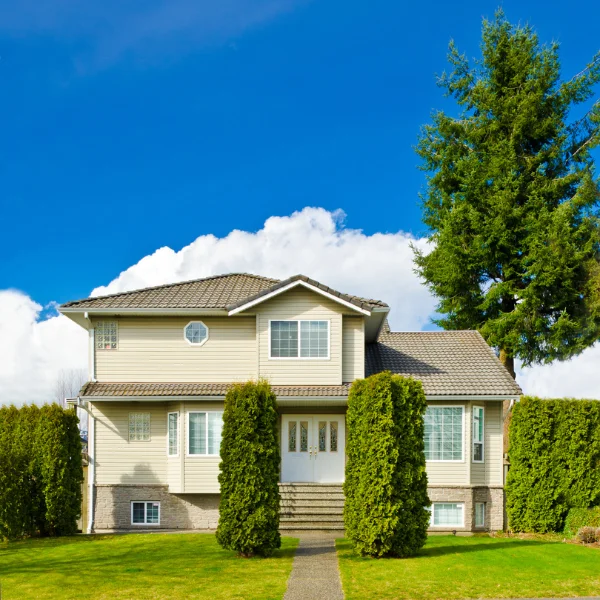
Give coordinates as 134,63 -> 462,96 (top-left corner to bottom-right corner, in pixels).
344,372 -> 430,557
0,404 -> 83,540
506,397 -> 600,533
564,507 -> 600,537
216,380 -> 281,557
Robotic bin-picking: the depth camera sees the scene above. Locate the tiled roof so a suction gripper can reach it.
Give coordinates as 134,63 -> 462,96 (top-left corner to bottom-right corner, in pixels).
80,382 -> 351,398
61,273 -> 387,312
366,331 -> 522,396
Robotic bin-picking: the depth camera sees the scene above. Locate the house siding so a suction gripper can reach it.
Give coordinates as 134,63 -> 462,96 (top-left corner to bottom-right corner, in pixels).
93,316 -> 256,383
342,317 -> 365,383
256,287 -> 346,385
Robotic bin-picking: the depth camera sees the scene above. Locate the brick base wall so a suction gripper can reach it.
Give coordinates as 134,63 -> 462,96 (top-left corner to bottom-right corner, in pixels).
93,484 -> 504,532
94,485 -> 219,530
428,486 -> 504,532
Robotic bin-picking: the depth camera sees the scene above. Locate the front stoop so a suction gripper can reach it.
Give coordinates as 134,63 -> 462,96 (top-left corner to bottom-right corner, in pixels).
279,483 -> 345,532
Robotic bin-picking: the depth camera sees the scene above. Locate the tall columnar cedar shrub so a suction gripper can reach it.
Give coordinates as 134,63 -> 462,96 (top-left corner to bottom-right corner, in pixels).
216,380 -> 281,557
415,11 -> 600,378
344,372 -> 430,557
0,404 -> 83,540
506,397 -> 600,532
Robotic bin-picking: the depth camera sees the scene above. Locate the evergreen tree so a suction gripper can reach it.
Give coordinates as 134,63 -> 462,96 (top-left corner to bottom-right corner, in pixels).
415,11 -> 600,376
216,381 -> 281,557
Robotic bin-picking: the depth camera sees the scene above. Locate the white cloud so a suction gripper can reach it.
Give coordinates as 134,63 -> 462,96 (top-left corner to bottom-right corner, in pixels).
1,206 -> 599,404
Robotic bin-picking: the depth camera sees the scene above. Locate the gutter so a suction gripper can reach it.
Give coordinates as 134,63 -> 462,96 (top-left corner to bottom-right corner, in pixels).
66,397 -> 95,534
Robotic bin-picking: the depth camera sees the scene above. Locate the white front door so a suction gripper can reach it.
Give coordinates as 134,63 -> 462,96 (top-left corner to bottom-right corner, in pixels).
281,415 -> 345,483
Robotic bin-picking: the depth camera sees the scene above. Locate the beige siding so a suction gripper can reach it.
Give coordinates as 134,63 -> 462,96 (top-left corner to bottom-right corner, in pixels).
484,402 -> 503,486
182,402 -> 224,494
93,402 -> 167,485
94,317 -> 256,383
342,317 -> 365,383
426,401 -> 469,486
256,287 -> 346,385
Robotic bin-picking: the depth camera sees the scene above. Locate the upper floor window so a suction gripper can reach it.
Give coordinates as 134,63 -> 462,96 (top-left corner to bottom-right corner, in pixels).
184,321 -> 208,346
129,413 -> 150,442
472,406 -> 484,463
270,320 -> 329,359
96,321 -> 118,350
188,411 -> 223,456
424,406 -> 464,462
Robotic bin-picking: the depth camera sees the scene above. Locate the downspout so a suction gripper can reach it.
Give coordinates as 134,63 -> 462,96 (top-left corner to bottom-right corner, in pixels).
66,397 -> 95,534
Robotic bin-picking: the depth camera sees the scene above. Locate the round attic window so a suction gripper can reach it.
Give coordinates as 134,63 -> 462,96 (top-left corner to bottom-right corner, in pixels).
184,321 -> 209,346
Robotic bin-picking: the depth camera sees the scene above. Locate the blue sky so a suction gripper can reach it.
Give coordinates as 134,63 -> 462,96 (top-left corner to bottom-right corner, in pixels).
1,0 -> 599,307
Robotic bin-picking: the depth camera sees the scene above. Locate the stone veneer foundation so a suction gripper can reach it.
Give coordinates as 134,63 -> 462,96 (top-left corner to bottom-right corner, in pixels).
94,484 -> 504,532
94,485 -> 220,530
428,486 -> 504,532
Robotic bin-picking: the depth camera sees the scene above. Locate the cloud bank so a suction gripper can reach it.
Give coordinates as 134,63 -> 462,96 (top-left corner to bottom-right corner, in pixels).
1,207 -> 598,405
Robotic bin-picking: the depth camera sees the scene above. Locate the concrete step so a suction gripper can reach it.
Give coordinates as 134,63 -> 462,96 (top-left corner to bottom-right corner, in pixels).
281,507 -> 344,515
280,523 -> 345,531
279,484 -> 343,494
281,498 -> 344,508
280,492 -> 345,501
280,514 -> 344,523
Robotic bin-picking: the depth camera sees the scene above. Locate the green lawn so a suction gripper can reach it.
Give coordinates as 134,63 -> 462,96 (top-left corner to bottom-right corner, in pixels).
337,535 -> 600,600
0,533 -> 298,600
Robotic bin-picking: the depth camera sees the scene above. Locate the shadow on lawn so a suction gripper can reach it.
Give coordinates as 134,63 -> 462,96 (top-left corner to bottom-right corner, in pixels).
417,539 -> 551,558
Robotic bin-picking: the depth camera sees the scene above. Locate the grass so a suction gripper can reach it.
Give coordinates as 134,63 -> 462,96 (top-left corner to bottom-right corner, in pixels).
0,533 -> 298,600
336,534 -> 600,600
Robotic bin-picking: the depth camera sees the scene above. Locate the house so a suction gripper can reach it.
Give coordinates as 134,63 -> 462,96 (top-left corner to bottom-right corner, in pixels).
60,273 -> 521,533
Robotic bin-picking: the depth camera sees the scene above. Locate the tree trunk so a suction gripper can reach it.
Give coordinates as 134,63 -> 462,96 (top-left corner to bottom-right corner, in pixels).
499,348 -> 515,379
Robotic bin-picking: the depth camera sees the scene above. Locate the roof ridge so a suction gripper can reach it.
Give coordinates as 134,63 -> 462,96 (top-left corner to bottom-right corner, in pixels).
61,272 -> 280,308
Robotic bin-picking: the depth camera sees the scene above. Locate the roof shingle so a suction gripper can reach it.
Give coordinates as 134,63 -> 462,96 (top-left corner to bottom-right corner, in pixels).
61,273 -> 387,312
366,330 -> 522,396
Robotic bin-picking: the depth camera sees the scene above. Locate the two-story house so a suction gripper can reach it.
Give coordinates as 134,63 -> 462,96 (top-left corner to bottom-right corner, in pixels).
60,273 -> 521,534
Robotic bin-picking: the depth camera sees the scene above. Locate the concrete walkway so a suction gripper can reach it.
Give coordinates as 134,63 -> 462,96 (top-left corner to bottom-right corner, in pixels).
283,535 -> 344,600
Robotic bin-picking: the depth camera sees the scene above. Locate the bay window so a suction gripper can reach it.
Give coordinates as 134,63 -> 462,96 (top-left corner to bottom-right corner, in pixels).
472,406 -> 484,463
188,411 -> 223,456
424,406 -> 464,461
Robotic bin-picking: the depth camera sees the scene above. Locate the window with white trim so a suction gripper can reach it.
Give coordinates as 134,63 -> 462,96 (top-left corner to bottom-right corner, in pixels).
424,406 -> 464,461
131,501 -> 160,525
168,412 -> 179,456
475,502 -> 486,528
270,320 -> 329,358
184,321 -> 208,346
188,412 -> 223,455
129,413 -> 150,442
473,406 -> 484,463
429,503 -> 464,527
96,321 -> 118,350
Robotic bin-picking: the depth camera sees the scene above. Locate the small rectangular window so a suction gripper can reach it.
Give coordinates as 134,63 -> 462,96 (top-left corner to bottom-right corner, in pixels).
424,406 -> 464,461
473,406 -> 484,463
475,502 -> 486,528
129,413 -> 150,442
270,320 -> 329,359
188,412 -> 223,456
131,501 -> 160,525
430,503 -> 464,527
168,412 -> 179,456
96,321 -> 118,350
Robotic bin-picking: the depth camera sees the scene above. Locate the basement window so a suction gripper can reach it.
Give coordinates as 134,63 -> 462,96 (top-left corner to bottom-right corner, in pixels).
429,503 -> 464,527
131,501 -> 160,525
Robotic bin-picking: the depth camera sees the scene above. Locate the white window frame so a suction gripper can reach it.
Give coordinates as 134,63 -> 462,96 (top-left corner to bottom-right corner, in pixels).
167,411 -> 179,457
128,412 -> 151,442
186,411 -> 224,457
268,319 -> 331,360
472,405 -> 485,464
475,502 -> 486,528
96,320 -> 118,351
131,501 -> 160,526
184,321 -> 209,347
424,405 -> 465,463
429,503 -> 465,528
